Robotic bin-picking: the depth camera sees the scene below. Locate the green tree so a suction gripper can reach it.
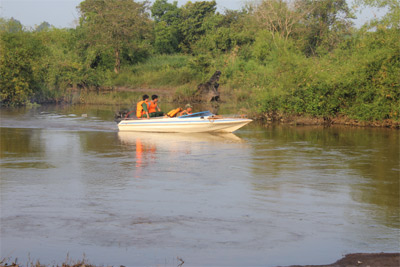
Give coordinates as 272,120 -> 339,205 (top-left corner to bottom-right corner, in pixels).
0,31 -> 47,105
151,0 -> 180,24
78,0 -> 152,73
153,21 -> 180,53
178,0 -> 217,53
36,28 -> 84,92
345,27 -> 400,121
0,17 -> 23,33
192,9 -> 251,54
252,0 -> 311,48
151,0 -> 181,53
35,21 -> 51,32
298,0 -> 354,56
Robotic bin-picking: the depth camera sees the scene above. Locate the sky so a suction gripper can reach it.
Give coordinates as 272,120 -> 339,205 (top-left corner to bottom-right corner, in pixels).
0,0 -> 387,29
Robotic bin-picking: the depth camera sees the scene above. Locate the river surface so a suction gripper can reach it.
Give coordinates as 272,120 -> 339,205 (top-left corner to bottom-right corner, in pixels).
0,105 -> 399,266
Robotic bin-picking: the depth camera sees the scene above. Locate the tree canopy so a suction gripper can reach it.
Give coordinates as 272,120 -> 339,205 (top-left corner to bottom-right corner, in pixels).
78,0 -> 152,73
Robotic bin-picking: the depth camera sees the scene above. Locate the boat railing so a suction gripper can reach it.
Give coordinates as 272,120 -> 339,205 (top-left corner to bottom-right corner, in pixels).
178,111 -> 214,118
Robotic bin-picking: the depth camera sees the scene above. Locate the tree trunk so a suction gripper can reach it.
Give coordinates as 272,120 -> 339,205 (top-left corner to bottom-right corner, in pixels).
194,70 -> 221,102
114,49 -> 120,74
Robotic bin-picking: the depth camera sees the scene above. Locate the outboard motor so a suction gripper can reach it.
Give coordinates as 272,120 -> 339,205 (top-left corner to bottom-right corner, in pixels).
114,109 -> 130,123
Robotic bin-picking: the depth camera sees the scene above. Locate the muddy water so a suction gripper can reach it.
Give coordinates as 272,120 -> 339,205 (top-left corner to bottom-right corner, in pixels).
0,105 -> 399,266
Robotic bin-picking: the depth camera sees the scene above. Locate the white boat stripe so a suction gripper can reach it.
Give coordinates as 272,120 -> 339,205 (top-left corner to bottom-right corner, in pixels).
120,119 -> 249,125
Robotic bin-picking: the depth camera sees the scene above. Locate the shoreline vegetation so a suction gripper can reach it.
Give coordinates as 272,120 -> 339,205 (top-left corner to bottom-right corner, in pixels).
1,0 -> 399,129
1,253 -> 399,267
6,84 -> 400,128
31,86 -> 400,128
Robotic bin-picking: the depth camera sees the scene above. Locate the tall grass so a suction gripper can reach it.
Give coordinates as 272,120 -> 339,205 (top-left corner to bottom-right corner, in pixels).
113,54 -> 200,88
78,91 -> 143,106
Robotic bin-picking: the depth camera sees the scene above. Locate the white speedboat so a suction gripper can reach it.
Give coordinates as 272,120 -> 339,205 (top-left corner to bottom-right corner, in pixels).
117,111 -> 252,133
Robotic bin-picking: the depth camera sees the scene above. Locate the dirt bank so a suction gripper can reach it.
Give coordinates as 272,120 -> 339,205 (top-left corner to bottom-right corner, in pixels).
283,253 -> 400,267
261,113 -> 400,129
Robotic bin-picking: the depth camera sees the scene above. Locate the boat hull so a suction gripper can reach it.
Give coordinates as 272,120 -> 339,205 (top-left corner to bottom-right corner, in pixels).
117,117 -> 252,133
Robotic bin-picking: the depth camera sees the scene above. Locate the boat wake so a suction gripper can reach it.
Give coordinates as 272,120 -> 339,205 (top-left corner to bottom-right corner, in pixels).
1,111 -> 118,132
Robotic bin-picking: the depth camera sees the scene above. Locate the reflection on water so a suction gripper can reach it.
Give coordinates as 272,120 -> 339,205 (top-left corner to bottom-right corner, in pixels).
0,106 -> 399,266
118,132 -> 245,176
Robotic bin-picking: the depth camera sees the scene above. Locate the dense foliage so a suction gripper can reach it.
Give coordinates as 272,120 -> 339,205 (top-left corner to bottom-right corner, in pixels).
0,0 -> 399,122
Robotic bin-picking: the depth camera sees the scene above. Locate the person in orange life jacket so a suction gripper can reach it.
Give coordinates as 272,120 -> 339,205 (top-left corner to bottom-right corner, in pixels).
123,94 -> 150,119
148,95 -> 164,117
136,94 -> 151,119
179,104 -> 193,116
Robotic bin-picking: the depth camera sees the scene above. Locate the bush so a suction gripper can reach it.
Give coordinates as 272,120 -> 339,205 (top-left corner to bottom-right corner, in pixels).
0,31 -> 47,106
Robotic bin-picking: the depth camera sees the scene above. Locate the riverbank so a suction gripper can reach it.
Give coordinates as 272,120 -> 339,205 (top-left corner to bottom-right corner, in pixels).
57,86 -> 400,129
4,86 -> 398,129
286,253 -> 400,267
1,253 -> 399,267
260,113 -> 400,128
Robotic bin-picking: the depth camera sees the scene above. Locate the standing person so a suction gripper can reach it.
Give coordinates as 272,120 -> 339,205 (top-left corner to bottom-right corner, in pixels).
148,95 -> 164,117
136,94 -> 150,119
179,104 -> 193,116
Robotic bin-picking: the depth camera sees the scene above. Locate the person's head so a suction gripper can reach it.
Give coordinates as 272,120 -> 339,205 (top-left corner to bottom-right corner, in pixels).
151,95 -> 158,102
142,94 -> 149,101
185,104 -> 192,112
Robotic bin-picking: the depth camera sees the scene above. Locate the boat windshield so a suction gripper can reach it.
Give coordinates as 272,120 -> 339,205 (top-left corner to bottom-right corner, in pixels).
179,111 -> 214,118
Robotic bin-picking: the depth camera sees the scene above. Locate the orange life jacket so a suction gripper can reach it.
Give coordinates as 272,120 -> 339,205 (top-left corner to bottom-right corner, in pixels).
167,108 -> 182,117
136,100 -> 149,118
148,101 -> 157,113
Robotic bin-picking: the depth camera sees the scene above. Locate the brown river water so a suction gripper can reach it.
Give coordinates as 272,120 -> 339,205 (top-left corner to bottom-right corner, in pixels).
0,104 -> 399,266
